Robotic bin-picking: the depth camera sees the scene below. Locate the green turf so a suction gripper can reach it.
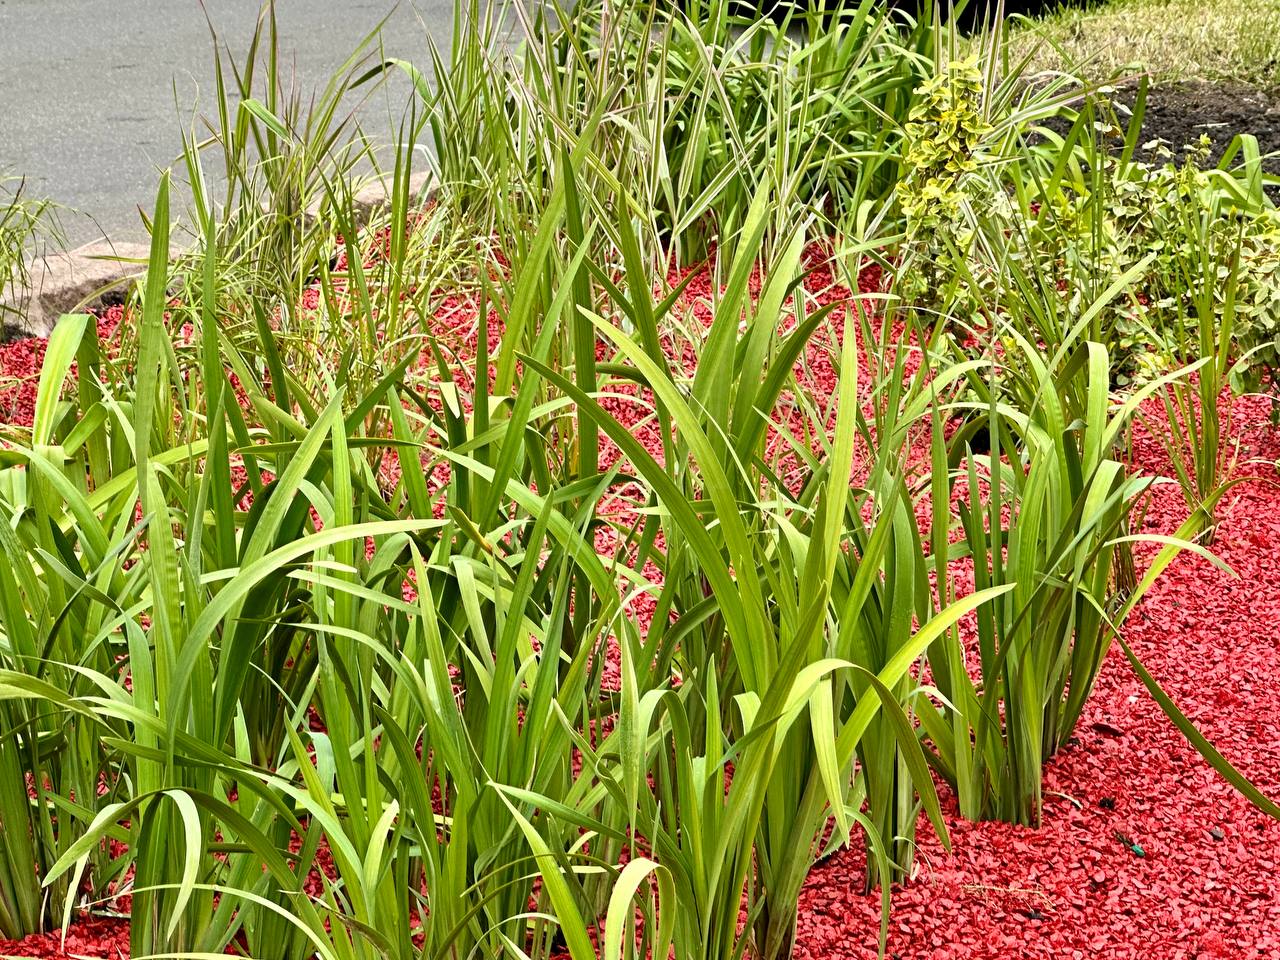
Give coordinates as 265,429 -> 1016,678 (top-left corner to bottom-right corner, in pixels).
1010,0 -> 1280,88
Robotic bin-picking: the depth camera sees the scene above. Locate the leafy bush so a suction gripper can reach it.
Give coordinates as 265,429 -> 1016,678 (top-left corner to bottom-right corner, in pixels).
902,84 -> 1280,393
899,57 -> 992,239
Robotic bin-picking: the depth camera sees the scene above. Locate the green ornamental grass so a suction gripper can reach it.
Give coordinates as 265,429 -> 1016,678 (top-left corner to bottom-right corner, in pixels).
0,2 -> 1277,958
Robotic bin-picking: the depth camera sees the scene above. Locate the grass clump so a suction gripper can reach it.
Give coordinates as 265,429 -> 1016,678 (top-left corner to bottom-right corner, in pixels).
0,177 -> 61,332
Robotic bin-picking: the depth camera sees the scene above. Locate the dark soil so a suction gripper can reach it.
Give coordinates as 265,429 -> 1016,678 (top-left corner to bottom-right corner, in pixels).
1122,81 -> 1280,171
898,0 -> 1095,30
1,322 -> 27,345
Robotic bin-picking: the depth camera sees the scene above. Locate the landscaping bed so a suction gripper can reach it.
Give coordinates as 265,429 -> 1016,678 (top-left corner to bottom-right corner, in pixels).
2,1 -> 1280,958
796,392 -> 1280,958
0,272 -> 1277,958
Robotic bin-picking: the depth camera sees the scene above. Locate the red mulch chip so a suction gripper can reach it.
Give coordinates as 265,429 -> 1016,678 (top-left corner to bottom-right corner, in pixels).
0,916 -> 129,958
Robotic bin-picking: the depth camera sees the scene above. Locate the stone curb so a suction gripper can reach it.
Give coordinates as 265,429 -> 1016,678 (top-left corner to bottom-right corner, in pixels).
1,170 -> 437,339
323,169 -> 436,226
1,239 -> 153,339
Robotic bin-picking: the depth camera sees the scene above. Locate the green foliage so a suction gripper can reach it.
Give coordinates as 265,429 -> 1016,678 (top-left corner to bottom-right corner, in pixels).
0,313 -> 125,939
899,56 -> 992,237
907,89 -> 1280,392
1228,215 -> 1280,395
920,331 -> 1206,824
891,85 -> 1278,826
1032,131 -> 1280,391
0,177 -> 61,331
2,4 -> 1279,959
418,0 -> 951,267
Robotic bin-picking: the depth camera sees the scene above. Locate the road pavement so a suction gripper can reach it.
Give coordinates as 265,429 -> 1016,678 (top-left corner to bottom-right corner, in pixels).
0,0 -> 449,243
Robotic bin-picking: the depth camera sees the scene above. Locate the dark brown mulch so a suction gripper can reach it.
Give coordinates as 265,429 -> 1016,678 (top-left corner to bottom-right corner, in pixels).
1122,81 -> 1280,171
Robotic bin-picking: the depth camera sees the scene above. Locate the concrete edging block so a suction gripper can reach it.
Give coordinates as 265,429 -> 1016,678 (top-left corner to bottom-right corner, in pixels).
1,239 -> 153,338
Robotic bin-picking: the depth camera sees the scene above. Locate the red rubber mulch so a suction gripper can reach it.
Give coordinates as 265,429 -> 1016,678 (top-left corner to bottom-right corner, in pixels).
0,917 -> 129,959
791,390 -> 1280,960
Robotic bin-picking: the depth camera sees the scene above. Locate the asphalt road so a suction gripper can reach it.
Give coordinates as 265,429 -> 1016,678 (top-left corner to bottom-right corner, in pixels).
0,1 -> 450,244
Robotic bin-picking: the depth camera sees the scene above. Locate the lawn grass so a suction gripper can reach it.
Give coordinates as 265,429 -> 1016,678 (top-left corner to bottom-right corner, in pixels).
1012,0 -> 1280,87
